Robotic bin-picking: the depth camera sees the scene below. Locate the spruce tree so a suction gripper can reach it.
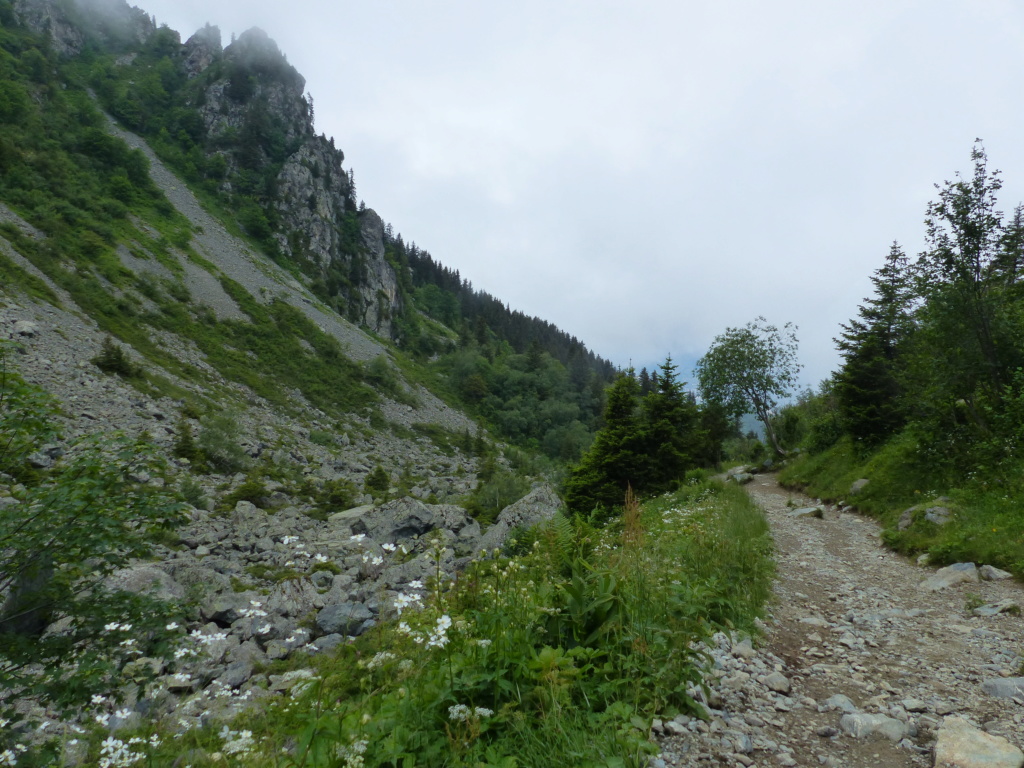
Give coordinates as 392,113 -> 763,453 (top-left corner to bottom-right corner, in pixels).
639,356 -> 699,492
563,370 -> 645,517
834,242 -> 914,445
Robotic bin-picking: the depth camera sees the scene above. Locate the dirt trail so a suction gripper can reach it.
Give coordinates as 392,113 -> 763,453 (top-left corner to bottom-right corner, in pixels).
655,473 -> 1024,767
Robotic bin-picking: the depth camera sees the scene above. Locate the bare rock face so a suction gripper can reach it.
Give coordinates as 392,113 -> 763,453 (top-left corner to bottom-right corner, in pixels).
934,716 -> 1024,768
183,23 -> 221,78
475,484 -> 563,554
14,0 -> 154,56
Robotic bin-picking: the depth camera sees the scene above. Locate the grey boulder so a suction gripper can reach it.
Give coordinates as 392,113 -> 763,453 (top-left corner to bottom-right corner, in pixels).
934,716 -> 1024,768
919,563 -> 979,592
839,713 -> 907,741
316,602 -> 373,636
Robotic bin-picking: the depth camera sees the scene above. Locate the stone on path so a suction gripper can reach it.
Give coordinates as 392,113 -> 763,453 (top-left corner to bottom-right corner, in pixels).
787,506 -> 824,519
763,671 -> 791,694
934,716 -> 1024,768
839,713 -> 907,741
919,562 -> 979,592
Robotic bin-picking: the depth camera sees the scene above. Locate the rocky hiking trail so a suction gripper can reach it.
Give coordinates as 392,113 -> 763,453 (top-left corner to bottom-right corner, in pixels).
654,472 -> 1024,768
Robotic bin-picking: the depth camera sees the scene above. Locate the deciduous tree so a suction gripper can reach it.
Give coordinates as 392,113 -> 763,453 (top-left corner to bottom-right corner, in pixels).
695,317 -> 801,456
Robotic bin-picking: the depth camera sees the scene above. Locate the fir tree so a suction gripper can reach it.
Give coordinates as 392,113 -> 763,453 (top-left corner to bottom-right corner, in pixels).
639,356 -> 699,492
834,242 -> 914,445
563,370 -> 645,517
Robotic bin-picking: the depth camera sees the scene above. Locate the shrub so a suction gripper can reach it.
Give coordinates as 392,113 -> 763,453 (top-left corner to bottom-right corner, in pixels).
197,410 -> 249,474
91,336 -> 142,379
364,465 -> 390,500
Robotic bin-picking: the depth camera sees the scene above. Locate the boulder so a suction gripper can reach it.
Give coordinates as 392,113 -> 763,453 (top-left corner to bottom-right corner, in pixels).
823,694 -> 859,714
839,713 -> 907,741
347,497 -> 477,546
475,484 -> 563,554
788,506 -> 824,519
934,716 -> 1024,768
980,678 -> 1024,699
849,478 -> 870,495
925,506 -> 954,526
979,565 -> 1013,581
763,672 -> 791,694
13,320 -> 38,337
104,565 -> 184,602
919,563 -> 979,592
200,592 -> 260,625
315,601 -> 373,636
972,599 -> 1020,618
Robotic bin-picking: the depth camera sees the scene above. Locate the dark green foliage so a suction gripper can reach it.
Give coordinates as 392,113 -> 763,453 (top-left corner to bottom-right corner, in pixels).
197,411 -> 249,474
364,465 -> 390,500
639,356 -> 700,494
834,243 -> 913,446
221,474 -> 269,510
563,371 -> 646,516
564,359 -> 723,517
172,417 -> 201,463
92,335 -> 142,378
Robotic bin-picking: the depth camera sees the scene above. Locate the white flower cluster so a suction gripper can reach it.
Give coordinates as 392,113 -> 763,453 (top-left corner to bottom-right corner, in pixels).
189,629 -> 228,645
336,737 -> 369,768
392,592 -> 422,616
447,704 -> 494,722
239,600 -> 268,619
219,726 -> 255,755
97,734 -> 158,768
360,651 -> 396,670
425,615 -> 452,649
0,744 -> 27,767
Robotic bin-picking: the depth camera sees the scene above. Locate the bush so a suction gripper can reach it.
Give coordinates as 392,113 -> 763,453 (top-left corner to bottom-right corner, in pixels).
364,465 -> 390,500
197,410 -> 249,474
91,336 -> 142,379
465,469 -> 531,524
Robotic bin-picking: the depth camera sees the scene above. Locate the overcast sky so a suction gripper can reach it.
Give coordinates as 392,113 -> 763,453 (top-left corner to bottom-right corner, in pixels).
136,0 -> 1024,391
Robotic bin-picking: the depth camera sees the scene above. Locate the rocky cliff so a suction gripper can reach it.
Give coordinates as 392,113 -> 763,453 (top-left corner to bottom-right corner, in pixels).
15,0 -> 404,338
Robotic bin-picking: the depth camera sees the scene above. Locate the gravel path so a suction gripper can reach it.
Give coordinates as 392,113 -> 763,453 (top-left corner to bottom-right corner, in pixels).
655,473 -> 1024,768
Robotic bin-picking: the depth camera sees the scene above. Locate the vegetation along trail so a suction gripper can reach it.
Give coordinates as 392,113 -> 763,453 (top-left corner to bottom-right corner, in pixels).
655,471 -> 1024,768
